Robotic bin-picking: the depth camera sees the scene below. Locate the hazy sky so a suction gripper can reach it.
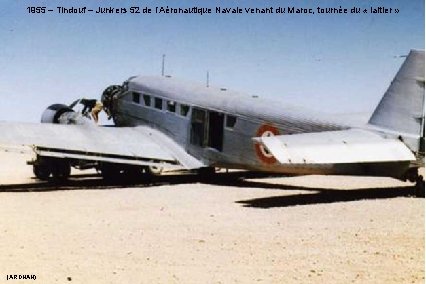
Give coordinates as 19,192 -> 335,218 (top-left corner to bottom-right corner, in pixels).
0,0 -> 424,122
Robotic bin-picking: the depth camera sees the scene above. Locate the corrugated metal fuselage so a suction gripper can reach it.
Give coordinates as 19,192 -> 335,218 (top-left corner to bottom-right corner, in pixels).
111,76 -> 409,178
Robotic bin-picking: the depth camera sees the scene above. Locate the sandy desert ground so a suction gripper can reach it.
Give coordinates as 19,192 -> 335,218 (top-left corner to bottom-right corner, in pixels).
0,151 -> 423,283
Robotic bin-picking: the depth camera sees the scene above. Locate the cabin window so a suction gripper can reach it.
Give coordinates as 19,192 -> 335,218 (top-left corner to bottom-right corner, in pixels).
167,101 -> 176,113
180,104 -> 190,116
226,115 -> 237,128
154,97 -> 163,110
143,94 -> 151,107
132,92 -> 140,104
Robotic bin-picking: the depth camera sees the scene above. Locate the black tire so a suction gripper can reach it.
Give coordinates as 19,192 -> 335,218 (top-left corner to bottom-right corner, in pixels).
51,160 -> 71,181
123,166 -> 144,182
33,164 -> 51,180
198,167 -> 216,181
415,177 -> 425,198
100,163 -> 123,181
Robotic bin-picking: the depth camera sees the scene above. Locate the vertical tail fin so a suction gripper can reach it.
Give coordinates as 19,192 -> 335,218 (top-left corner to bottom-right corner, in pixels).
368,50 -> 424,153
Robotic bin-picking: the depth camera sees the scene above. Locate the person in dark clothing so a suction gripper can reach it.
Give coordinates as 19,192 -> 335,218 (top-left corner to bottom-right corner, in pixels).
80,99 -> 98,115
74,98 -> 103,123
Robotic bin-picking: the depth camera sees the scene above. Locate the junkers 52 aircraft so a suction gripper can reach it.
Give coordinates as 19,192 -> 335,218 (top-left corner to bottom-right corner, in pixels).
0,50 -> 424,196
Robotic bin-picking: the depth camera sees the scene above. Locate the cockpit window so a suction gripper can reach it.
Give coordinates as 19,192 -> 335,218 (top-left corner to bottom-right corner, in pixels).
132,92 -> 140,104
143,94 -> 151,107
180,104 -> 190,116
167,101 -> 176,113
154,98 -> 163,110
226,115 -> 237,128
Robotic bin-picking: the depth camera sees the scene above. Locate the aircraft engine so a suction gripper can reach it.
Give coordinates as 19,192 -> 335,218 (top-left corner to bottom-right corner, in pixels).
40,104 -> 75,124
101,85 -> 123,119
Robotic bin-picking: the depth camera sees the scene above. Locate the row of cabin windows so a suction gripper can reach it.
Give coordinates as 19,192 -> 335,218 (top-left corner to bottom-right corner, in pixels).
132,91 -> 190,117
131,91 -> 236,128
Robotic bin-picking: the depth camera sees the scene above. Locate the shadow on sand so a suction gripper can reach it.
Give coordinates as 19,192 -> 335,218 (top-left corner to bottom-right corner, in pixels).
0,171 -> 276,193
0,171 -> 417,207
217,178 -> 415,208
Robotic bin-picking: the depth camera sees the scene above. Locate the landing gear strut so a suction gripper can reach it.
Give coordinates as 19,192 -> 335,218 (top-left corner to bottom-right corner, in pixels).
415,176 -> 425,198
404,168 -> 425,198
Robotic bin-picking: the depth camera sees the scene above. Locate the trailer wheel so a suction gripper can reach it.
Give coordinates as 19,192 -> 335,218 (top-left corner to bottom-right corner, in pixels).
33,164 -> 51,181
51,160 -> 71,181
100,163 -> 123,181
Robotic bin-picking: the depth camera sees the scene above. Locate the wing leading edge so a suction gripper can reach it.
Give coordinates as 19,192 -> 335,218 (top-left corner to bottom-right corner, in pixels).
254,129 -> 416,164
0,122 -> 204,169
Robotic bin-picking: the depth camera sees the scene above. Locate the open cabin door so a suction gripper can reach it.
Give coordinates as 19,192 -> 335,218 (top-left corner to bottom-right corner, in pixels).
190,108 -> 224,152
208,111 -> 224,151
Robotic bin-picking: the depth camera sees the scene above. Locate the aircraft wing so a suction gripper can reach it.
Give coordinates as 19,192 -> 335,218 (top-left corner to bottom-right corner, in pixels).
254,129 -> 416,164
0,122 -> 204,169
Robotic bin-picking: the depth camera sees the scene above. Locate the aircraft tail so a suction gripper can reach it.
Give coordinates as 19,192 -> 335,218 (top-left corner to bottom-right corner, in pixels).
368,49 -> 425,153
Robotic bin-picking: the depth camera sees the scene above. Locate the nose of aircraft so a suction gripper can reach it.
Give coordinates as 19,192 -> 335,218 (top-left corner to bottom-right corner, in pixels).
101,85 -> 123,119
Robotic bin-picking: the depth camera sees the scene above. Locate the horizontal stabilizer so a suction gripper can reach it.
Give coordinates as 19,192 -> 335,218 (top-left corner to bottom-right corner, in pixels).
254,129 -> 415,164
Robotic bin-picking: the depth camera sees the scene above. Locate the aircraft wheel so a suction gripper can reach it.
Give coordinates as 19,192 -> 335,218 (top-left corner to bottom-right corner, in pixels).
33,164 -> 51,181
404,168 -> 419,183
415,176 -> 425,198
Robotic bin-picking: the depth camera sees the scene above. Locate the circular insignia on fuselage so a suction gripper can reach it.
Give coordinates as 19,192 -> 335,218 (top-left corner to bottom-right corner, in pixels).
254,124 -> 280,164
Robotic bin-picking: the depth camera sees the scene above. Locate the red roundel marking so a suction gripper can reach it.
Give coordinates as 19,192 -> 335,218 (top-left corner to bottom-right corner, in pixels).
254,124 -> 280,164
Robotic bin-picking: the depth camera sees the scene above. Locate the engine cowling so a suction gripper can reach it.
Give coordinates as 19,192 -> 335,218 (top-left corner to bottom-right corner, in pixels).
41,104 -> 74,124
101,85 -> 123,119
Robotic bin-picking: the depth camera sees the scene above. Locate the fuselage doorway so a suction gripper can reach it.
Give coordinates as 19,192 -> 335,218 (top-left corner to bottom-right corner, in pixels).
190,108 -> 224,152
